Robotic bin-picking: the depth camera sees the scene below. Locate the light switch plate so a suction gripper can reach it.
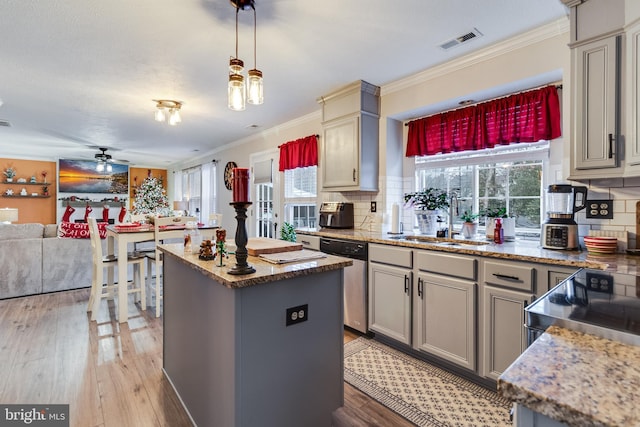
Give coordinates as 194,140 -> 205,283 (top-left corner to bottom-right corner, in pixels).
586,199 -> 613,219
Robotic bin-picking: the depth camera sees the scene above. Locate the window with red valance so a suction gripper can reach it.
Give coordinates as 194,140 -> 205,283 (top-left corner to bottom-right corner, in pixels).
278,135 -> 318,171
406,85 -> 561,157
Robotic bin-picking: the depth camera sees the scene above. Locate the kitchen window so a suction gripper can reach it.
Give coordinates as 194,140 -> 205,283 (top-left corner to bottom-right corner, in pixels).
414,141 -> 548,235
283,166 -> 317,229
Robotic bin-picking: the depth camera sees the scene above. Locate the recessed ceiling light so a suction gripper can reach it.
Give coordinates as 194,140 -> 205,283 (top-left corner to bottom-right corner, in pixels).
246,124 -> 260,129
458,99 -> 474,106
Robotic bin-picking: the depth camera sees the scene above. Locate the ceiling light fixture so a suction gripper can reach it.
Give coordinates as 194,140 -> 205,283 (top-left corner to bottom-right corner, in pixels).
95,147 -> 113,173
153,99 -> 183,125
228,0 -> 263,111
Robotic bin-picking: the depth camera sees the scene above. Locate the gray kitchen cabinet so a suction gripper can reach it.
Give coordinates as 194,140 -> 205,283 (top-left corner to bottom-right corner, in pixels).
626,21 -> 640,168
413,250 -> 477,371
414,272 -> 476,371
482,285 -> 533,381
546,268 -> 577,292
368,244 -> 412,345
295,234 -> 320,251
571,34 -> 621,174
318,80 -> 379,192
481,259 -> 536,380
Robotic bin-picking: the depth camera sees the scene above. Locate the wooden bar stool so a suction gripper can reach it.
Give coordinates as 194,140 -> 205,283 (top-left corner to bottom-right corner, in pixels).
87,217 -> 146,321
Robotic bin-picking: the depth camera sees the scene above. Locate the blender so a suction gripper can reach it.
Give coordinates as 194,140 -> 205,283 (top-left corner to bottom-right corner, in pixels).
541,184 -> 587,250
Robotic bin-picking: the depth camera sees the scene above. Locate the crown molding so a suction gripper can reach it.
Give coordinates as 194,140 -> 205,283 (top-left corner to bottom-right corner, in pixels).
381,18 -> 570,97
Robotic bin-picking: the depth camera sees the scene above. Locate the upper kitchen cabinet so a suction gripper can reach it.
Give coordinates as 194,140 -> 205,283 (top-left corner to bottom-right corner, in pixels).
318,80 -> 379,191
571,34 -> 621,173
565,0 -> 640,178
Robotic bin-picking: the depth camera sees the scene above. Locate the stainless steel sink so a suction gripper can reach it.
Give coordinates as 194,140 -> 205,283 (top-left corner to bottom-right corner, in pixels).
387,235 -> 488,246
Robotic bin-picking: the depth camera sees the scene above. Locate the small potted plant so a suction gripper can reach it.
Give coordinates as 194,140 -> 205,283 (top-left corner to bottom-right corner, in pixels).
481,206 -> 515,241
280,222 -> 296,242
404,188 -> 449,235
460,210 -> 479,239
4,167 -> 16,182
42,186 -> 49,196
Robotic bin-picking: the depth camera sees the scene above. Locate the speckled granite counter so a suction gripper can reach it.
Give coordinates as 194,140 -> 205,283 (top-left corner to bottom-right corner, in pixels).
297,228 -> 640,273
159,242 -> 352,288
498,326 -> 640,427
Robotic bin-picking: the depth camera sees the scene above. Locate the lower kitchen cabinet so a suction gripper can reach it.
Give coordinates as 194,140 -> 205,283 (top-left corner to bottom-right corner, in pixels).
482,285 -> 534,381
414,272 -> 476,370
368,260 -> 412,345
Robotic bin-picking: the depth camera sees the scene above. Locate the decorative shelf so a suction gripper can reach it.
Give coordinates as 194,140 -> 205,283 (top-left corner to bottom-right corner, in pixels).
63,201 -> 125,208
3,181 -> 52,185
2,195 -> 51,198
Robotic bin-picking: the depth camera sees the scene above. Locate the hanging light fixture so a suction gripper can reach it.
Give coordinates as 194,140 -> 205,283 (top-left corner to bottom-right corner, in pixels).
153,100 -> 183,125
94,147 -> 113,173
228,0 -> 262,110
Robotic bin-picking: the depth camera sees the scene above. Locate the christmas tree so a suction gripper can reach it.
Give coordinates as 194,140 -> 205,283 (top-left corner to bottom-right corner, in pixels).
132,175 -> 170,215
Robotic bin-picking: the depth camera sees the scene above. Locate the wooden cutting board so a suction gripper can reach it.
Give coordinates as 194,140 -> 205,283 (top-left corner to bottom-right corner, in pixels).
246,237 -> 303,256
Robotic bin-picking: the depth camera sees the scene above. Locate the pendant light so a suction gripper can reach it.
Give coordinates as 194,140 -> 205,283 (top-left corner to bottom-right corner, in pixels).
228,0 -> 262,110
247,5 -> 263,105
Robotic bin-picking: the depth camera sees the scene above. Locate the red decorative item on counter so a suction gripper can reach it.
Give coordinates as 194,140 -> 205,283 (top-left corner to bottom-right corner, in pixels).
493,218 -> 504,244
232,168 -> 250,202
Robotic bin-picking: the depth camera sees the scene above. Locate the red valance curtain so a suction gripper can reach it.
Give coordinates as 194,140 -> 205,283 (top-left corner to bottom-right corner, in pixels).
278,134 -> 318,171
406,85 -> 561,157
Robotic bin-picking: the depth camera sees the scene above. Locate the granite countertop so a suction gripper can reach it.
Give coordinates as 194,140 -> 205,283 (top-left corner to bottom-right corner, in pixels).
158,242 -> 352,289
498,326 -> 640,427
296,228 -> 640,273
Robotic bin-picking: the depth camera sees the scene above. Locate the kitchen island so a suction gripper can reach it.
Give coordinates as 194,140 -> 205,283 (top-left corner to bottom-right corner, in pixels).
159,243 -> 352,427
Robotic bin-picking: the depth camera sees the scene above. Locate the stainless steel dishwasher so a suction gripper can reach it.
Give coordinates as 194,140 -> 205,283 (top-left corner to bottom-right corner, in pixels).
319,237 -> 368,333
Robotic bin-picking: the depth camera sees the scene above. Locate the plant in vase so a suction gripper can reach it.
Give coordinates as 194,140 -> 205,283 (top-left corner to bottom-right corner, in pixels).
404,188 -> 449,235
3,167 -> 16,182
459,210 -> 479,239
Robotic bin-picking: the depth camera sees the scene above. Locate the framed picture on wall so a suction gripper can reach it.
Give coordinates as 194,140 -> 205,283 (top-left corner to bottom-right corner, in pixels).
58,159 -> 129,194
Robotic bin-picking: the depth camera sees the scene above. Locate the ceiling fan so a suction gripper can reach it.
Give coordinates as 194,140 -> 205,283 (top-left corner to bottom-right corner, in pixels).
93,147 -> 126,172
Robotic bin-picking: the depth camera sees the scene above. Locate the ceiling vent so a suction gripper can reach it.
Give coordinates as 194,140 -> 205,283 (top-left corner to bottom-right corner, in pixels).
439,28 -> 483,50
0,120 -> 11,127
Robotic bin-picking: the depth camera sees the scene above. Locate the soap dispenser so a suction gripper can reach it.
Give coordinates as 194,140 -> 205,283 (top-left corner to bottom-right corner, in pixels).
493,218 -> 504,244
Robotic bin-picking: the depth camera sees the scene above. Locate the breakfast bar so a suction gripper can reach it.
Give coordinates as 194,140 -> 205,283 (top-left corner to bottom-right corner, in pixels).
159,243 -> 352,427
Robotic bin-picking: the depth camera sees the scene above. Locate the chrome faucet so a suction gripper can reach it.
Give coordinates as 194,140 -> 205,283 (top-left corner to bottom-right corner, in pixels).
448,191 -> 459,238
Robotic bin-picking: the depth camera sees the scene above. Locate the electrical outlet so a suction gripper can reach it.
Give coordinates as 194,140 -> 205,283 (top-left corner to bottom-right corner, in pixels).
584,272 -> 614,293
286,304 -> 308,326
370,201 -> 377,213
586,199 -> 613,219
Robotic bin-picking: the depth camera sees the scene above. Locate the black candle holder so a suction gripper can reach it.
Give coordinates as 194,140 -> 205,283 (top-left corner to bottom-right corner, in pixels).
228,201 -> 256,275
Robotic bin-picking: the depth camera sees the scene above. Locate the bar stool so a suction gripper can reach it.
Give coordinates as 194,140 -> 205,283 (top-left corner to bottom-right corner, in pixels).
87,217 -> 146,321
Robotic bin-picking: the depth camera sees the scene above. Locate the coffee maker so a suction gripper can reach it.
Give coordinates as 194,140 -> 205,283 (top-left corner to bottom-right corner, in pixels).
540,184 -> 587,250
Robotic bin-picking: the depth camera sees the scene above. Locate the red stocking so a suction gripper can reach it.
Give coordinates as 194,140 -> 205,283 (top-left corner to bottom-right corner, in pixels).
119,205 -> 127,223
62,204 -> 75,222
102,206 -> 109,223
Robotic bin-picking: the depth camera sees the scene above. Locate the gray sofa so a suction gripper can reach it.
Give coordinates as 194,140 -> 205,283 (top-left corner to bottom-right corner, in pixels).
0,223 -> 95,299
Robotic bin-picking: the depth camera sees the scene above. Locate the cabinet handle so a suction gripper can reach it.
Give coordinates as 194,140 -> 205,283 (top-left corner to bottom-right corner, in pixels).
417,277 -> 423,298
404,274 -> 410,295
492,273 -> 521,282
352,168 -> 356,182
608,133 -> 615,159
301,240 -> 310,245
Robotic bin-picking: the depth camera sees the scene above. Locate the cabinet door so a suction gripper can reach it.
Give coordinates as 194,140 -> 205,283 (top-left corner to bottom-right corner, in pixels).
368,262 -> 412,345
482,286 -> 533,380
574,35 -> 620,170
547,269 -> 576,293
322,115 -> 359,189
628,23 -> 640,166
414,273 -> 476,371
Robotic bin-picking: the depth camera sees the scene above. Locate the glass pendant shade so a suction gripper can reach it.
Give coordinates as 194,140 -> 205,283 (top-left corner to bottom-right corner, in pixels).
228,73 -> 246,111
247,69 -> 263,105
106,163 -> 113,173
168,108 -> 182,125
96,162 -> 105,172
155,107 -> 166,122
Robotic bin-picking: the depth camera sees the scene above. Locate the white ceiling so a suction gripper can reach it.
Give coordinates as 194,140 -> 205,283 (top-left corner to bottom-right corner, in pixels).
0,0 -> 568,168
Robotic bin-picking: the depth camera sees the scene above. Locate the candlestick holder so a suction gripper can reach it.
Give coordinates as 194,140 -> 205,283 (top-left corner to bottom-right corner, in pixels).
228,201 -> 256,275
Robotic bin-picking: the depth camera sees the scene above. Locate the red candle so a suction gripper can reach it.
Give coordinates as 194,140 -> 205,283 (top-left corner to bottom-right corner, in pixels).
232,168 -> 250,202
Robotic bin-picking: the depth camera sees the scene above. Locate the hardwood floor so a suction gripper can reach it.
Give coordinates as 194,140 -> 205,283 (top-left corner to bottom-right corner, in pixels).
0,289 -> 413,427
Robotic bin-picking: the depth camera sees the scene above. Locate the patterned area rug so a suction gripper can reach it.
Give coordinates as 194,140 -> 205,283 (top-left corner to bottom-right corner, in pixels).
344,337 -> 512,427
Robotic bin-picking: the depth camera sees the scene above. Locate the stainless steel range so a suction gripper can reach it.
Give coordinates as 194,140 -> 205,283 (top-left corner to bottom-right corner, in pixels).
526,269 -> 640,347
